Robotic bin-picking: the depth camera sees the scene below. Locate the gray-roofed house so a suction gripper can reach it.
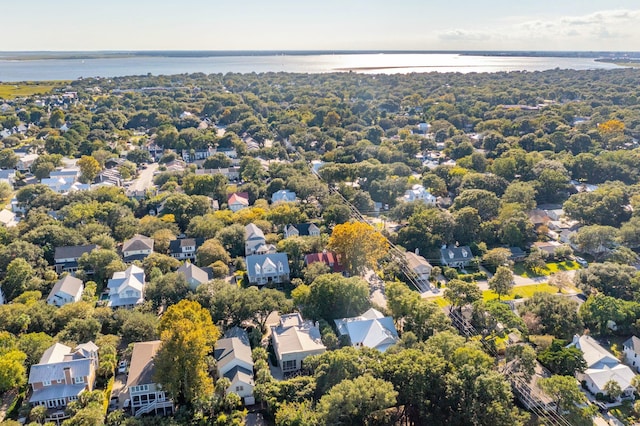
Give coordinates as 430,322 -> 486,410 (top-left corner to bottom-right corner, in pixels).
106,265 -> 145,308
271,313 -> 326,375
271,189 -> 297,204
623,336 -> 640,373
28,341 -> 98,419
176,261 -> 210,290
127,341 -> 173,417
245,223 -> 266,256
405,251 -> 432,283
169,237 -> 204,260
570,334 -> 636,400
334,308 -> 399,353
246,253 -> 290,286
283,223 -> 320,239
122,234 -> 154,262
47,275 -> 84,307
440,245 -> 474,268
214,328 -> 255,405
54,244 -> 99,274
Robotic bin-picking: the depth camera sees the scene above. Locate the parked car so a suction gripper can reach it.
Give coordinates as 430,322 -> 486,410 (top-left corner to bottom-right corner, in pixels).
123,399 -> 130,409
575,256 -> 588,267
118,360 -> 128,374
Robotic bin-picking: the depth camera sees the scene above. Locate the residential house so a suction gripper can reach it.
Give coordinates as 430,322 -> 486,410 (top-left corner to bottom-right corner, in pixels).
0,209 -> 18,227
403,184 -> 436,206
106,265 -> 145,308
283,223 -> 320,239
304,251 -> 344,273
214,328 -> 255,405
54,244 -> 98,274
271,189 -> 297,204
245,223 -> 266,256
41,177 -> 90,194
47,275 -> 83,307
16,153 -> 39,171
169,237 -> 204,260
570,335 -> 636,399
623,336 -> 640,373
176,261 -> 210,290
271,313 -> 326,375
50,169 -> 80,181
246,253 -> 290,286
196,166 -> 241,181
532,241 -> 562,258
28,341 -> 98,420
509,247 -> 527,262
122,234 -> 154,262
334,308 -> 399,352
127,341 -> 173,417
0,169 -> 16,188
440,245 -> 474,268
405,251 -> 432,283
228,192 -> 250,212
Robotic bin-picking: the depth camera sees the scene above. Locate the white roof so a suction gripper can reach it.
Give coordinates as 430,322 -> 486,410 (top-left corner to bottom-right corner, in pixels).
47,275 -> 83,300
586,363 -> 636,392
271,313 -> 325,356
334,308 -> 399,352
0,209 -> 17,227
571,335 -> 619,369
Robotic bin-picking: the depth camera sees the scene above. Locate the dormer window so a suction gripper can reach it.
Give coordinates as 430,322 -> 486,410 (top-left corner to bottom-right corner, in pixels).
278,262 -> 284,273
462,249 -> 468,257
448,250 -> 454,259
255,264 -> 261,275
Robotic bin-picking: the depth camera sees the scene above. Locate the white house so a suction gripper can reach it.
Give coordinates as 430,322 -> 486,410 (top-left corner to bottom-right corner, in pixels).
403,184 -> 436,206
122,234 -> 154,262
334,308 -> 399,352
405,251 -> 432,283
106,265 -> 145,308
169,238 -> 204,260
47,275 -> 84,307
176,262 -> 210,290
271,313 -> 326,375
245,223 -> 266,256
271,190 -> 296,204
623,336 -> 640,373
283,223 -> 320,239
246,253 -> 290,286
570,335 -> 636,399
127,341 -> 173,417
214,328 -> 255,405
228,192 -> 249,212
0,209 -> 18,227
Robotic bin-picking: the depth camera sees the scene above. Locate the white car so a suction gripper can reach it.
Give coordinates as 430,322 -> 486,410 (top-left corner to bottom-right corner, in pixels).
575,256 -> 588,267
117,360 -> 128,374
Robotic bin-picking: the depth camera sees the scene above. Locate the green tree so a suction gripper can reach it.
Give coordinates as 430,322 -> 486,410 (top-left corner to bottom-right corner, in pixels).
145,272 -> 191,309
538,341 -> 587,376
482,248 -> 512,273
2,258 -> 35,301
0,349 -> 27,392
0,148 -> 18,169
444,279 -> 482,310
275,401 -> 318,426
296,274 -> 370,321
452,189 -> 500,221
316,375 -> 397,426
196,238 -> 231,267
488,266 -> 514,300
539,375 -> 587,415
519,293 -> 582,339
155,300 -> 220,407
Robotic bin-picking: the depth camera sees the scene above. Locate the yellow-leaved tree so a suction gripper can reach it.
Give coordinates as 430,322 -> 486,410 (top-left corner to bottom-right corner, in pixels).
328,221 -> 389,275
154,300 -> 220,407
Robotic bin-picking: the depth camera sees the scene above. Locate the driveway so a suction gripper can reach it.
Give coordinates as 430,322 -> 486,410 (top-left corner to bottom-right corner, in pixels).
129,163 -> 158,193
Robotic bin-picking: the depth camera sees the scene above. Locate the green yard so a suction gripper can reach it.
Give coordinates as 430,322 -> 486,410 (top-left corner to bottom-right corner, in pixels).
482,283 -> 560,301
513,260 -> 580,278
0,81 -> 69,99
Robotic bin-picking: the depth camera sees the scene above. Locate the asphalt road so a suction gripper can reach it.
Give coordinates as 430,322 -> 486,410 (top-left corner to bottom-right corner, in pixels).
129,163 -> 158,193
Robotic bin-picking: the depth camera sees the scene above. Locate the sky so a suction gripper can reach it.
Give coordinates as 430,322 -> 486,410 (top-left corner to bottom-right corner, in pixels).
3,0 -> 640,51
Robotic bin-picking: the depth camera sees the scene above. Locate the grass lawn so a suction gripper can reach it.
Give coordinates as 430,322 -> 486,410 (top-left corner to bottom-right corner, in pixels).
432,297 -> 450,308
482,283 -> 560,302
513,260 -> 580,278
609,400 -> 638,425
0,81 -> 69,99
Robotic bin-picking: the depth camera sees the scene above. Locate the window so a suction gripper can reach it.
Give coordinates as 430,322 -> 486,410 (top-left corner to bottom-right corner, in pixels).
235,385 -> 244,391
282,360 -> 297,371
43,380 -> 51,386
73,376 -> 85,384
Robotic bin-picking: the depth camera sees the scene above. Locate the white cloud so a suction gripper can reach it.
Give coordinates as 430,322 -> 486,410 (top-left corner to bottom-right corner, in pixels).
437,9 -> 640,50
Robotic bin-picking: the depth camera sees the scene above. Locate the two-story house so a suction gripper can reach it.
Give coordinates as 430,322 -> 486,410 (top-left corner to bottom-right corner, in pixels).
245,223 -> 266,256
228,192 -> 249,212
127,341 -> 173,417
440,245 -> 474,269
624,336 -> 640,373
176,261 -> 211,290
214,328 -> 255,405
28,341 -> 99,420
122,234 -> 154,262
169,238 -> 205,260
246,253 -> 290,286
304,251 -> 344,273
106,265 -> 145,308
403,184 -> 436,206
283,223 -> 320,239
405,251 -> 432,283
271,313 -> 326,376
54,244 -> 98,274
46,275 -> 84,307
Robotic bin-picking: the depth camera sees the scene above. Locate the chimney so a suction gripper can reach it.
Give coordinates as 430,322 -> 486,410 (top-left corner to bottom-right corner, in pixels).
63,367 -> 72,385
415,248 -> 419,255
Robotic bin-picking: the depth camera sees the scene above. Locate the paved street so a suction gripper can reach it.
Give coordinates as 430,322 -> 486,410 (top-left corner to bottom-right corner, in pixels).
129,162 -> 158,193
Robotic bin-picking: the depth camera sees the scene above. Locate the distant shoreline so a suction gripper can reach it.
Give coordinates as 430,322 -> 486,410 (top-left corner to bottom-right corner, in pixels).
1,50 -> 639,61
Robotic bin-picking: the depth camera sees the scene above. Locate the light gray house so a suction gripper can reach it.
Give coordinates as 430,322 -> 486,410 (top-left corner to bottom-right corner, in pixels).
271,313 -> 326,375
214,328 -> 255,405
122,234 -> 154,262
405,251 -> 432,283
246,253 -> 290,286
245,223 -> 266,256
283,223 -> 320,239
176,262 -> 210,290
47,275 -> 84,307
440,246 -> 474,268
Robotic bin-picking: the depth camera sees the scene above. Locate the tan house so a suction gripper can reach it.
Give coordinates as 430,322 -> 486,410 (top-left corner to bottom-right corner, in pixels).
405,251 -> 432,283
127,341 -> 174,417
271,313 -> 326,375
